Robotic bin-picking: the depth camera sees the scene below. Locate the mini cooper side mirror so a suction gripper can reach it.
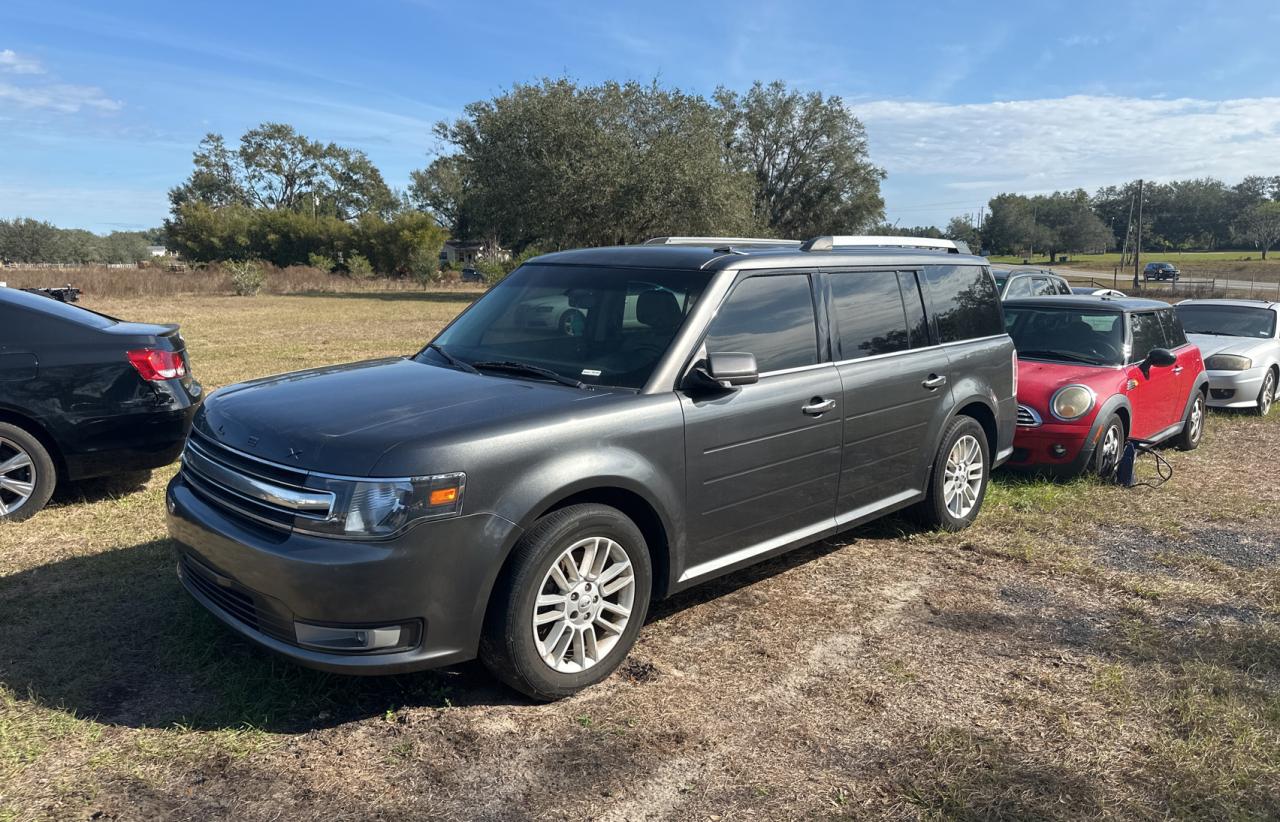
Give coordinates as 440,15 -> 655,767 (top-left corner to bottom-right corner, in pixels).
1145,348 -> 1177,369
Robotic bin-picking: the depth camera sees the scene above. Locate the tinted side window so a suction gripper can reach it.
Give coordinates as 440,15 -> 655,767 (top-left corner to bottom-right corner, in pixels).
1158,309 -> 1187,347
705,275 -> 818,373
1005,276 -> 1034,299
899,271 -> 931,348
1129,312 -> 1165,362
1031,277 -> 1059,297
1055,278 -> 1072,295
830,271 -> 909,360
924,265 -> 1004,343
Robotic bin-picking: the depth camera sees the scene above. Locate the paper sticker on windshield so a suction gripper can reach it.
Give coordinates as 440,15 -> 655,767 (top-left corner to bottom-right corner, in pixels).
581,369 -> 602,377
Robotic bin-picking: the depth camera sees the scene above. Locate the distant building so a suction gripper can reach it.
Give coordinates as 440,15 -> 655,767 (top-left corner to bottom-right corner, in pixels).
439,239 -> 508,268
146,245 -> 169,258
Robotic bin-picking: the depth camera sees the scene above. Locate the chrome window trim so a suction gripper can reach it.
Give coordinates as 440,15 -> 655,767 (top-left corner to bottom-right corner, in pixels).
830,343 -> 943,368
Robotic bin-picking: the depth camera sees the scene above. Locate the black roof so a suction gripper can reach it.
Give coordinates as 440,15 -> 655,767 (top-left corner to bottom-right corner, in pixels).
1003,294 -> 1170,312
529,243 -> 988,272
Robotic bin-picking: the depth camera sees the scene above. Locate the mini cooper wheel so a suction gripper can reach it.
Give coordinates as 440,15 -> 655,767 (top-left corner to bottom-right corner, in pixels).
912,416 -> 989,532
1091,414 -> 1125,478
1257,370 -> 1276,417
0,423 -> 56,522
480,503 -> 652,701
1174,392 -> 1205,451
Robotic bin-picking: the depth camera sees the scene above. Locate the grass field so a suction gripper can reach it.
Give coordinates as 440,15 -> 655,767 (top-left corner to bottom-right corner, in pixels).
2,292 -> 1279,820
989,251 -> 1280,287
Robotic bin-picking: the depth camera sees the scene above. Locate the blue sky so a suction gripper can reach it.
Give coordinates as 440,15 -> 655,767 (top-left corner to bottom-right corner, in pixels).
3,0 -> 1279,233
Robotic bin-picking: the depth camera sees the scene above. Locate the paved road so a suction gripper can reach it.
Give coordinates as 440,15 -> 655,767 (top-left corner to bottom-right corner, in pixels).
1050,266 -> 1280,299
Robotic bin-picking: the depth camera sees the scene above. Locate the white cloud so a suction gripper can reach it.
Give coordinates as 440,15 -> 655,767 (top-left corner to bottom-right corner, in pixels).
0,81 -> 122,113
0,49 -> 44,74
856,95 -> 1280,222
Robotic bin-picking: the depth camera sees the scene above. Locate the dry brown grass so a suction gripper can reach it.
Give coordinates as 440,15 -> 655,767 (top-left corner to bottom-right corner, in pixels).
1,293 -> 1278,821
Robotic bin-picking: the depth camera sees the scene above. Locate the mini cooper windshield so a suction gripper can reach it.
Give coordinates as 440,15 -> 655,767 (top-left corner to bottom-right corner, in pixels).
1005,306 -> 1125,366
420,264 -> 712,389
1176,304 -> 1277,339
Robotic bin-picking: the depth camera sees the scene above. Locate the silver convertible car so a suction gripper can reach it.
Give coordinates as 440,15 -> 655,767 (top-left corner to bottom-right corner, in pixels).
1175,299 -> 1280,415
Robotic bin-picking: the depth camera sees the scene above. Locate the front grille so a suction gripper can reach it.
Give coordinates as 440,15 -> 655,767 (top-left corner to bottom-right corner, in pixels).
180,555 -> 296,643
181,432 -> 333,532
1016,405 -> 1042,427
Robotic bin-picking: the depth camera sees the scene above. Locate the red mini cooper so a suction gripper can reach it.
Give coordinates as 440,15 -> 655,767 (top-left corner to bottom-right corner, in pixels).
1003,296 -> 1208,477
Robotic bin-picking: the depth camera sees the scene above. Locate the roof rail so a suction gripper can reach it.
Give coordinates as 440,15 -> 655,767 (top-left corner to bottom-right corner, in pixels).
643,236 -> 802,248
799,235 -> 970,255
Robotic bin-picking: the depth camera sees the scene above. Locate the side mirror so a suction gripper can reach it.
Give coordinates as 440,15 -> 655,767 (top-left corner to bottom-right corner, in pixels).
1145,348 -> 1177,368
707,352 -> 759,386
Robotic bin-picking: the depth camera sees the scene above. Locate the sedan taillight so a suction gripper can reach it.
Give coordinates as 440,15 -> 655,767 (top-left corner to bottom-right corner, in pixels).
127,348 -> 187,381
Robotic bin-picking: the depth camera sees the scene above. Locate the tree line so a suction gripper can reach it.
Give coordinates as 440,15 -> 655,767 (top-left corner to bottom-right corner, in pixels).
0,219 -> 158,265
941,177 -> 1280,260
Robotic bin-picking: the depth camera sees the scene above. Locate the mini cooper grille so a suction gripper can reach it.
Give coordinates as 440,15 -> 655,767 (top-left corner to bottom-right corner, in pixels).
181,431 -> 333,531
1016,405 -> 1042,427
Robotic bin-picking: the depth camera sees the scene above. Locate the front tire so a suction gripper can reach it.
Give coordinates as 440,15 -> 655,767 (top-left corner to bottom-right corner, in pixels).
480,503 -> 652,701
1091,413 -> 1125,478
1257,370 -> 1276,416
911,416 -> 989,532
0,423 -> 56,522
1174,392 -> 1205,451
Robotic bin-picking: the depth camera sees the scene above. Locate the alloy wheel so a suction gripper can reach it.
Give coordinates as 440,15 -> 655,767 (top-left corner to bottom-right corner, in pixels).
1098,423 -> 1123,476
1261,373 -> 1275,416
532,536 -> 636,674
1189,396 -> 1204,442
942,434 -> 984,519
0,437 -> 37,516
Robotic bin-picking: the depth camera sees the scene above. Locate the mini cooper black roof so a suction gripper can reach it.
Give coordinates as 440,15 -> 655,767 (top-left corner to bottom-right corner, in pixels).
529,235 -> 989,272
1003,294 -> 1171,313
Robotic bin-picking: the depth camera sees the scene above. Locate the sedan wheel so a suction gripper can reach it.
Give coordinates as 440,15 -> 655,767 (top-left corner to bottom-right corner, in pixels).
1259,371 -> 1276,417
0,423 -> 57,522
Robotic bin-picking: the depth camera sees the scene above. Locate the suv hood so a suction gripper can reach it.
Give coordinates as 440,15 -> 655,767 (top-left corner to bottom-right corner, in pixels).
1187,333 -> 1270,360
195,357 -> 621,476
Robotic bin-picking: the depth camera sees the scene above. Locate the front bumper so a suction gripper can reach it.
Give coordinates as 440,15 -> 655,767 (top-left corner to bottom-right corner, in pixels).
1006,421 -> 1096,477
166,472 -> 521,674
1204,367 -> 1266,409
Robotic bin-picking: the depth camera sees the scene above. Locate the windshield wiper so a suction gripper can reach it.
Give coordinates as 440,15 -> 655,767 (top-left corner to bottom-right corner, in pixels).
471,360 -> 586,389
426,343 -> 479,374
1019,349 -> 1104,365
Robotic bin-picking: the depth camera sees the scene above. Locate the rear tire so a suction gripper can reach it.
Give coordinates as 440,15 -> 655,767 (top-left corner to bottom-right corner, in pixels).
911,416 -> 989,532
0,423 -> 56,522
1257,370 -> 1275,417
480,503 -> 652,701
1091,414 -> 1125,478
1174,392 -> 1205,451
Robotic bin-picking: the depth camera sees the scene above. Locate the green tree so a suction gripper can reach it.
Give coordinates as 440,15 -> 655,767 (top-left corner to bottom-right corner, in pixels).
944,215 -> 981,250
1235,202 -> 1280,260
715,80 -> 884,238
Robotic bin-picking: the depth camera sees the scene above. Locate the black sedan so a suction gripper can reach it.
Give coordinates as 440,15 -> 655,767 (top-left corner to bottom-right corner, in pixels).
0,286 -> 202,520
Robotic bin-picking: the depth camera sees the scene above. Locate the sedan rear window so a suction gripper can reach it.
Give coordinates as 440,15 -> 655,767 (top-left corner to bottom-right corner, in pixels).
1175,304 -> 1277,339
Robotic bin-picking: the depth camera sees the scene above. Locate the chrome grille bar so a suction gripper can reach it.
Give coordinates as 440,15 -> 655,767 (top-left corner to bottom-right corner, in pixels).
182,440 -> 334,516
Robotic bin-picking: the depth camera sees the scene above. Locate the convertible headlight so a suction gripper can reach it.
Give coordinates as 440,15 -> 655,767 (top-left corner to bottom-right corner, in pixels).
1050,384 -> 1096,421
298,472 -> 465,538
1205,354 -> 1252,371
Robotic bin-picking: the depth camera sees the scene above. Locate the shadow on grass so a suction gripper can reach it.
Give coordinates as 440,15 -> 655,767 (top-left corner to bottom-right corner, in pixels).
48,469 -> 152,507
0,537 -> 517,733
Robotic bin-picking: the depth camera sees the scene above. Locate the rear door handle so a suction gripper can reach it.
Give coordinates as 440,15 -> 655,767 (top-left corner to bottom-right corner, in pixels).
802,398 -> 837,416
922,374 -> 948,390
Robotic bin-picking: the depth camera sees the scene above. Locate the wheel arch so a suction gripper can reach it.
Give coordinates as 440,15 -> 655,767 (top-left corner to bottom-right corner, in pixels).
951,398 -> 998,458
0,406 -> 66,480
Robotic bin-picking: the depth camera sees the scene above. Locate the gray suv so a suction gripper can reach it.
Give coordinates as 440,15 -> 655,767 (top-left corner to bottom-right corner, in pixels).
167,235 -> 1017,699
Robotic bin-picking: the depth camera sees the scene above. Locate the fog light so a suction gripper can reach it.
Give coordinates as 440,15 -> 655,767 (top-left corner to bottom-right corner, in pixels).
295,622 -> 404,652
1050,444 -> 1067,457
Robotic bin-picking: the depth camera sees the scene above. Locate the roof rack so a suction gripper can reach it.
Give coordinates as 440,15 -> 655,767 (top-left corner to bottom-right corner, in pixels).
643,236 -> 802,248
799,235 -> 970,255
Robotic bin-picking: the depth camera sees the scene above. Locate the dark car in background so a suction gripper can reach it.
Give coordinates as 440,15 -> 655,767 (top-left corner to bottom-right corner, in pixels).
992,267 -> 1072,300
166,234 -> 1017,700
1144,262 -> 1180,282
0,286 -> 202,521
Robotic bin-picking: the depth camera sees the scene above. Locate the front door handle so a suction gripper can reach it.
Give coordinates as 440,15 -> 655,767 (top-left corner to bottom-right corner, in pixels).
1173,365 -> 1184,374
922,374 -> 948,390
802,398 -> 837,416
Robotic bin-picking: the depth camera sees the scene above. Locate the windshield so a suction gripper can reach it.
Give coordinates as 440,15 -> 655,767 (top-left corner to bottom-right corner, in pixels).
1004,306 -> 1125,366
1176,304 -> 1277,339
420,263 -> 712,389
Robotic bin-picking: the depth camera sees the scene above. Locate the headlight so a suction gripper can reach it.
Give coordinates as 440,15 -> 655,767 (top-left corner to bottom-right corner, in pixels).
1205,354 -> 1252,371
1050,384 -> 1096,421
298,472 -> 465,539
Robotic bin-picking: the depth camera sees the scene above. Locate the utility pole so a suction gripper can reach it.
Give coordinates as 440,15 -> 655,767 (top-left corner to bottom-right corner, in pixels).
1132,179 -> 1144,291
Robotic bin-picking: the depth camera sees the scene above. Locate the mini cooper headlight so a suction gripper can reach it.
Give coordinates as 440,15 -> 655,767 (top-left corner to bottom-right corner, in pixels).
1205,354 -> 1252,371
1050,384 -> 1096,421
298,472 -> 465,539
